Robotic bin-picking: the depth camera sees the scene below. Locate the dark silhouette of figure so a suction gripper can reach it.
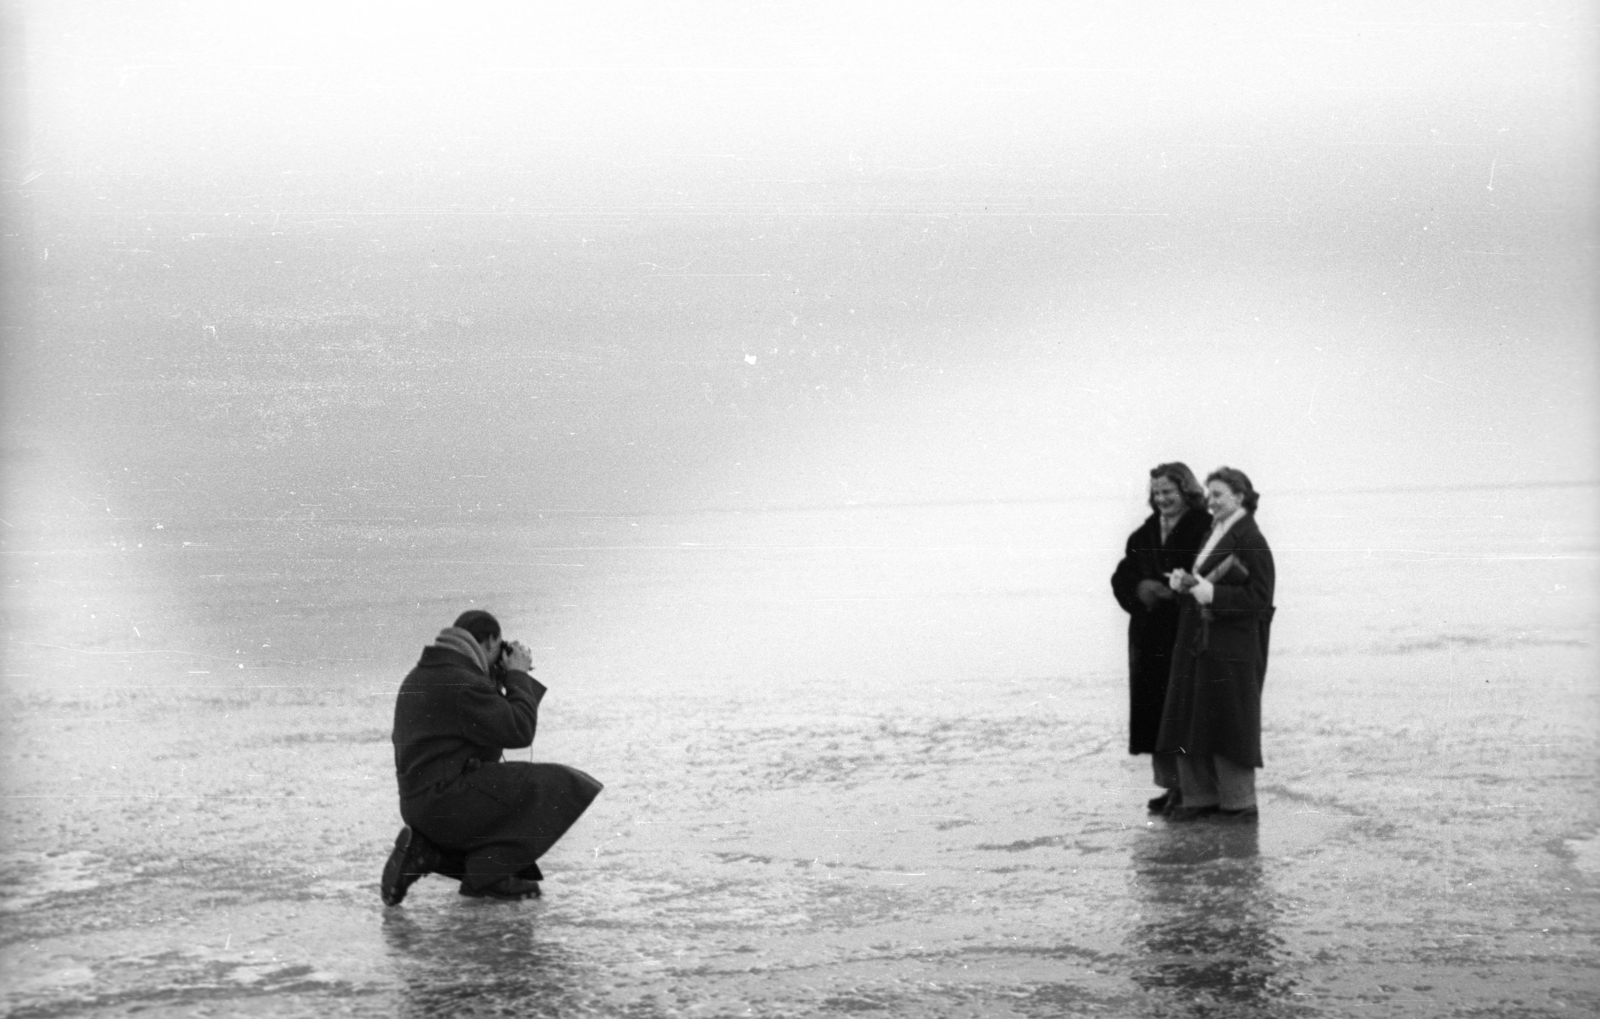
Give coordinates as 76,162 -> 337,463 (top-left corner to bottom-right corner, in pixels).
1158,467 -> 1276,821
1111,462 -> 1212,812
382,609 -> 601,903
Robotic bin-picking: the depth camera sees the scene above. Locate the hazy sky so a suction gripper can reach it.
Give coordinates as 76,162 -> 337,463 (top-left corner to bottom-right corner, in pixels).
6,1 -> 1596,514
19,3 -> 1594,211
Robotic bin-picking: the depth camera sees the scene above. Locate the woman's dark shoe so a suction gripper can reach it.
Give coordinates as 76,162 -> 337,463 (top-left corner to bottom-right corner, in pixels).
459,876 -> 542,901
1166,804 -> 1221,822
1216,805 -> 1259,822
381,826 -> 442,907
1147,789 -> 1181,814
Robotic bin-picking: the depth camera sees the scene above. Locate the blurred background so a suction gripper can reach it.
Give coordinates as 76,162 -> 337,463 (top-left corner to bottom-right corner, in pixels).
5,1 -> 1594,518
4,1 -> 1595,681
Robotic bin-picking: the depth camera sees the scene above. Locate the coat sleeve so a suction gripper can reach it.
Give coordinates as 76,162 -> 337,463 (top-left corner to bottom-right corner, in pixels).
1110,527 -> 1144,615
1208,525 -> 1275,617
455,671 -> 545,750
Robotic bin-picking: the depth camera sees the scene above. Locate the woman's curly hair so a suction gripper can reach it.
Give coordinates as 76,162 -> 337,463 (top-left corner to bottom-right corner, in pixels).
1148,462 -> 1208,513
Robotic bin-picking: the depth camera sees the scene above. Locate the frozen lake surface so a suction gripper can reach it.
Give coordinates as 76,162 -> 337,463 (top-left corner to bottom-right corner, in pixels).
2,488 -> 1596,1017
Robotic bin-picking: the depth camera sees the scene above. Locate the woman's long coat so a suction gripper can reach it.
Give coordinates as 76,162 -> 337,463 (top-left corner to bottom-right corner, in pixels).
1155,512 -> 1276,768
392,647 -> 602,886
1110,508 -> 1212,754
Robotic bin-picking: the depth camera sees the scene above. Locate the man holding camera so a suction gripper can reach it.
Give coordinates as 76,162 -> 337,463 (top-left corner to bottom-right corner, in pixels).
381,609 -> 602,904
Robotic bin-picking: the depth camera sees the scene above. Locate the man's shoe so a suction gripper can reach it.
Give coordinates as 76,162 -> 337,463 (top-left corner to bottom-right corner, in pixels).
381,826 -> 441,907
1147,789 -> 1180,814
459,876 -> 542,901
1166,804 -> 1220,822
1216,805 -> 1259,822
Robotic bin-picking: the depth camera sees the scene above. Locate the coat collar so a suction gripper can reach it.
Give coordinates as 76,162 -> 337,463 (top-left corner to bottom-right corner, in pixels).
416,645 -> 490,676
1195,512 -> 1253,573
1142,507 -> 1209,540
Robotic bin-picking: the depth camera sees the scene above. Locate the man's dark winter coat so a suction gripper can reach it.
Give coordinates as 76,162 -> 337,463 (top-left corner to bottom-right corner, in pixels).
1110,507 -> 1212,754
392,646 -> 601,890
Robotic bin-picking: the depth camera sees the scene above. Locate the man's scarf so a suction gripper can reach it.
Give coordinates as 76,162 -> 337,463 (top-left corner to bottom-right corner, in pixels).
432,626 -> 490,675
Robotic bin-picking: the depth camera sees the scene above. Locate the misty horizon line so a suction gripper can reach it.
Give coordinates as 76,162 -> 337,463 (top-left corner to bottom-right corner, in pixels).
14,477 -> 1591,528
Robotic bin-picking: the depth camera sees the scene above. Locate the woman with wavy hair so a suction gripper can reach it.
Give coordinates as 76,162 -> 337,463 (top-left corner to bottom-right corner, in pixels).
1157,466 -> 1277,822
1110,462 -> 1212,814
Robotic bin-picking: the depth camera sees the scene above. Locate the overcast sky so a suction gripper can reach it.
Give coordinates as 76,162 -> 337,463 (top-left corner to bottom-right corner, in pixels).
6,1 -> 1596,513
18,3 -> 1594,209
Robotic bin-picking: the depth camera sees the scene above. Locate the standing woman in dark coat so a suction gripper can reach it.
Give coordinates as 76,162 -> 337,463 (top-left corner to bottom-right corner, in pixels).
1157,467 -> 1276,821
1110,463 -> 1212,813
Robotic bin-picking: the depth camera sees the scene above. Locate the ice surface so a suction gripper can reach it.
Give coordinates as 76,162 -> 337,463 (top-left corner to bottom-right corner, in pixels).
1,490 -> 1595,1017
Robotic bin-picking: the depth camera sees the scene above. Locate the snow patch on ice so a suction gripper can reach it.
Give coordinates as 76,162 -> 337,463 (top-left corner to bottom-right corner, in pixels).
0,956 -> 95,994
1563,833 -> 1600,880
0,850 -> 116,913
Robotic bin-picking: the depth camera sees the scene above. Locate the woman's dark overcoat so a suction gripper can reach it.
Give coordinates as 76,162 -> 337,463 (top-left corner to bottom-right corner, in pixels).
392,646 -> 602,887
1155,512 -> 1276,768
1110,508 -> 1212,754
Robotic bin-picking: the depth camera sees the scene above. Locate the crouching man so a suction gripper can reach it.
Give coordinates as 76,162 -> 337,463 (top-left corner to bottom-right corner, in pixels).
381,609 -> 602,904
